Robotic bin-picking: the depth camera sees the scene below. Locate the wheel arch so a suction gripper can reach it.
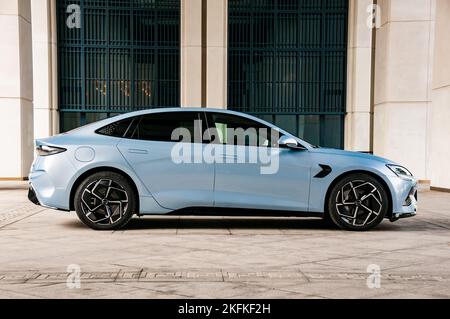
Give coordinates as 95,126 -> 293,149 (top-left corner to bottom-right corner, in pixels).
69,166 -> 140,213
323,170 -> 393,219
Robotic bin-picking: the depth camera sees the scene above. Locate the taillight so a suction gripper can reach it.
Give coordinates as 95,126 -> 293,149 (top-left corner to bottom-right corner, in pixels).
36,145 -> 66,156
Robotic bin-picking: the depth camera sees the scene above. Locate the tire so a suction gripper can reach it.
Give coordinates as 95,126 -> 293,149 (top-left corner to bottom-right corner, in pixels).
74,171 -> 137,230
327,173 -> 389,231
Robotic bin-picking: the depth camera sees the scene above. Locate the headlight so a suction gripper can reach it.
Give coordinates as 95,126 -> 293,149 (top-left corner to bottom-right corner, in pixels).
36,145 -> 66,156
386,164 -> 413,178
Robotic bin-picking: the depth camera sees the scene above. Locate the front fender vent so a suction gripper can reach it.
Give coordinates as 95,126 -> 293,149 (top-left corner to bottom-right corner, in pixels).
314,164 -> 332,178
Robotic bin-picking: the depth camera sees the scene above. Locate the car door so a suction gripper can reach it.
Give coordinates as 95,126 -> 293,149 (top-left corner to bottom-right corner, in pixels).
117,111 -> 214,210
206,112 -> 311,212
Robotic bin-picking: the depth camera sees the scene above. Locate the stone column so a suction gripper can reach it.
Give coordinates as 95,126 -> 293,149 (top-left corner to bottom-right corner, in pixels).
373,0 -> 434,180
429,0 -> 450,190
31,0 -> 58,138
345,0 -> 374,152
0,0 -> 34,179
180,0 -> 203,107
205,0 -> 227,109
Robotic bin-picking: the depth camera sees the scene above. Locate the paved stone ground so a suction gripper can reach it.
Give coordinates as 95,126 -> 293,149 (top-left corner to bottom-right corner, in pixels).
0,187 -> 449,299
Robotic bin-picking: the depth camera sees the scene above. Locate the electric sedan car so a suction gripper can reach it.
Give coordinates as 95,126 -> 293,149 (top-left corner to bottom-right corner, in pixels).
28,108 -> 417,231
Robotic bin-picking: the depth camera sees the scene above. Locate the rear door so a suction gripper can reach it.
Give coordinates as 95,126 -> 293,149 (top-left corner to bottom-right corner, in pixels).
117,111 -> 214,210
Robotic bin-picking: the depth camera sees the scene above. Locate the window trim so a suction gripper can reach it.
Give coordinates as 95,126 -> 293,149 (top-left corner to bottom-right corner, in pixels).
203,111 -> 284,148
96,111 -> 205,143
94,110 -> 311,149
95,117 -> 136,138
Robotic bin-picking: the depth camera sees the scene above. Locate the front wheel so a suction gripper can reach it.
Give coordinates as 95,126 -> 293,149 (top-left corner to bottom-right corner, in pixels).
327,173 -> 389,231
74,172 -> 136,230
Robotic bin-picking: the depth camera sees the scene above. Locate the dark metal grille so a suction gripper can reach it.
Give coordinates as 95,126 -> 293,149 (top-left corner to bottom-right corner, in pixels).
57,0 -> 180,131
228,0 -> 348,148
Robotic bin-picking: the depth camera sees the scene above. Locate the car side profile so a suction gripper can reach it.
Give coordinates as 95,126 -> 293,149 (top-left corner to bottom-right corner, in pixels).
28,108 -> 417,231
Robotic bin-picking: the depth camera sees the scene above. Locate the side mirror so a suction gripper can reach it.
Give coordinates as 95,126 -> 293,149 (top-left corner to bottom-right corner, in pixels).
278,136 -> 306,150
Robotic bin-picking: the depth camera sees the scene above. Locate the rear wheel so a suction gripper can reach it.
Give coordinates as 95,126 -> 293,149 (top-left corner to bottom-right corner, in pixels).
327,173 -> 389,231
74,172 -> 136,230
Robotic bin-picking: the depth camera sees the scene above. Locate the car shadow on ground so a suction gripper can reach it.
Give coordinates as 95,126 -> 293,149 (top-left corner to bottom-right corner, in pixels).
126,217 -> 335,230
61,216 -> 417,232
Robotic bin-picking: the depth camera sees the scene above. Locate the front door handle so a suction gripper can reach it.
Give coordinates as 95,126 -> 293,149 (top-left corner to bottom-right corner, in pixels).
223,154 -> 238,159
128,149 -> 148,154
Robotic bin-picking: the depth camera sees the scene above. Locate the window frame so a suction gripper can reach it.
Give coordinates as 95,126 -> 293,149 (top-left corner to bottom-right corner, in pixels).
203,112 -> 284,148
95,117 -> 135,138
96,111 -> 205,143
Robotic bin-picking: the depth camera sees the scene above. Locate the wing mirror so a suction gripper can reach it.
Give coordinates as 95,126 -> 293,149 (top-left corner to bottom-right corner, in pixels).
278,136 -> 306,150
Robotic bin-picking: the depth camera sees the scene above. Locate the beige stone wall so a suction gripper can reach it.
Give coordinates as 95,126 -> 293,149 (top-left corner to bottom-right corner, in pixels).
31,0 -> 58,139
2,0 -> 449,188
205,0 -> 227,109
180,0 -> 228,109
429,0 -> 450,189
373,0 -> 435,180
181,0 -> 202,107
345,0 -> 374,152
0,0 -> 34,179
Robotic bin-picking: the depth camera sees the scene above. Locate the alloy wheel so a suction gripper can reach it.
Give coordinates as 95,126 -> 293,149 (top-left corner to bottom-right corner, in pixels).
80,179 -> 129,225
335,180 -> 383,227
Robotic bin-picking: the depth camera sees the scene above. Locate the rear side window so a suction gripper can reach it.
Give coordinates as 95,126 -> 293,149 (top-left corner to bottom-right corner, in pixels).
96,118 -> 134,137
129,112 -> 203,142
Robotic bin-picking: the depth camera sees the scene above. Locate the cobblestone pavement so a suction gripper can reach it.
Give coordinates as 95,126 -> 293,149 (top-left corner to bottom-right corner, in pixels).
0,188 -> 449,299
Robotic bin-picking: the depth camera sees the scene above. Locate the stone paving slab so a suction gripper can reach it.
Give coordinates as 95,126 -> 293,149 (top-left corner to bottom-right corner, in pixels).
0,204 -> 46,228
0,189 -> 449,298
0,270 -> 448,284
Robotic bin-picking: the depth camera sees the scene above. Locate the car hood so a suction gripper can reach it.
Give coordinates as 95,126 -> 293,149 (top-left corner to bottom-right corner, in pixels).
309,148 -> 396,165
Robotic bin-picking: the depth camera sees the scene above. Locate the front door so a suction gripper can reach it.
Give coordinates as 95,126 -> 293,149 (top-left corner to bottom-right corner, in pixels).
206,112 -> 311,212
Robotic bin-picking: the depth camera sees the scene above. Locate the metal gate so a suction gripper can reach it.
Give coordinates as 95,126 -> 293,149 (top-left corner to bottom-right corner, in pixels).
57,0 -> 180,132
228,0 -> 348,148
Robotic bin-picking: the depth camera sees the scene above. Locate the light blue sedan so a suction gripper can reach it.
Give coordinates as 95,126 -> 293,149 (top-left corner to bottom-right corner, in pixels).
28,108 -> 417,231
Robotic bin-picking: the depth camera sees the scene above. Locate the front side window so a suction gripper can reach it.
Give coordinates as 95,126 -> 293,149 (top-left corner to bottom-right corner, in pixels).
128,112 -> 203,142
207,113 -> 280,147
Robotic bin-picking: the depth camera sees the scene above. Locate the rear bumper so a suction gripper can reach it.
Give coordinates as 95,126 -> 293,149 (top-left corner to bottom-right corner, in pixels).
28,186 -> 40,206
28,152 -> 76,211
28,184 -> 70,211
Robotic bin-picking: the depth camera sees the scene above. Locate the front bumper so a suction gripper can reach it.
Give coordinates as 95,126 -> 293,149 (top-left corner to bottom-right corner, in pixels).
389,179 -> 418,222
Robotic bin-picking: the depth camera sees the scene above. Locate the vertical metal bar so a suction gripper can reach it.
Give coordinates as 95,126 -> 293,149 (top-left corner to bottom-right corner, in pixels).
296,1 -> 301,114
345,0 -> 352,149
57,5 -> 63,131
130,5 -> 135,110
319,0 -> 325,146
249,1 -> 254,112
154,6 -> 158,107
81,0 -> 86,112
106,0 -> 110,113
80,112 -> 86,126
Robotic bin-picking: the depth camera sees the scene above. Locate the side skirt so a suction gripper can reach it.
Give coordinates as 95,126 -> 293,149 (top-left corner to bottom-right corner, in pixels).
165,207 -> 324,218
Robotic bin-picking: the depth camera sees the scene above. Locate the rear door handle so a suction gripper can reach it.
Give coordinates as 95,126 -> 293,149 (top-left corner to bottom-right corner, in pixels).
128,149 -> 148,154
223,154 -> 239,161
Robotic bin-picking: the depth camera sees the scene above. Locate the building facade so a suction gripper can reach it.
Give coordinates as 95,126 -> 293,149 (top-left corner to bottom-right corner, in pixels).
0,0 -> 449,191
